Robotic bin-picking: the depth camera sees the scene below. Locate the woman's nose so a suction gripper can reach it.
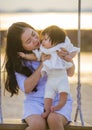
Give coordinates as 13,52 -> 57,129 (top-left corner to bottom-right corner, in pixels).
42,40 -> 45,44
35,34 -> 39,39
33,36 -> 39,41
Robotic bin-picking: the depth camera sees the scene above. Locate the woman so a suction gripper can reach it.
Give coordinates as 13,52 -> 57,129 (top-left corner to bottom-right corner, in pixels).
5,22 -> 75,130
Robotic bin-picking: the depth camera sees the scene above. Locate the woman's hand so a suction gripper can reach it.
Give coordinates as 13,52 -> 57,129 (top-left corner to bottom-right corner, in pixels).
64,55 -> 72,62
57,48 -> 75,76
41,53 -> 51,62
57,48 -> 69,58
57,48 -> 72,62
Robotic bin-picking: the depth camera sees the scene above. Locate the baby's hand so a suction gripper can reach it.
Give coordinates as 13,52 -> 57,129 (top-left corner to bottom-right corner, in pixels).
18,52 -> 26,58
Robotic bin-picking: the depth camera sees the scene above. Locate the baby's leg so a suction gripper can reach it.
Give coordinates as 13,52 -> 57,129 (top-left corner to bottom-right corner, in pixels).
51,92 -> 68,112
42,98 -> 52,118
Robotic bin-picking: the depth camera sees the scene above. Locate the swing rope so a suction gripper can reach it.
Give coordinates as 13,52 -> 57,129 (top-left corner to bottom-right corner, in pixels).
74,0 -> 84,126
0,31 -> 3,123
0,0 -> 85,126
0,87 -> 3,123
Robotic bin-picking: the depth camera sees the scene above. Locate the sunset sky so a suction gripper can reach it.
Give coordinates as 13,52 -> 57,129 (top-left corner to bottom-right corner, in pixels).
0,0 -> 92,12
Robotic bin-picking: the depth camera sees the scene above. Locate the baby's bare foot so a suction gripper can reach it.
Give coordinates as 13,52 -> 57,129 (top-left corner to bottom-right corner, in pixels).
51,106 -> 55,112
41,109 -> 50,118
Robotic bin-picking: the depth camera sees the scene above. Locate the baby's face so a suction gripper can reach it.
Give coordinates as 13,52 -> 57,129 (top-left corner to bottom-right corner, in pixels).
41,34 -> 52,49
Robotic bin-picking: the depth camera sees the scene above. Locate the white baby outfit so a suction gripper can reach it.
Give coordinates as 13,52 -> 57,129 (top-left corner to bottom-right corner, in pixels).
33,36 -> 80,99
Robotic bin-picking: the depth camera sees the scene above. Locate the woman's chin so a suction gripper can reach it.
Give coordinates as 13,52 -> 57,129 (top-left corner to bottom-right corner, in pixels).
34,46 -> 38,50
36,45 -> 40,49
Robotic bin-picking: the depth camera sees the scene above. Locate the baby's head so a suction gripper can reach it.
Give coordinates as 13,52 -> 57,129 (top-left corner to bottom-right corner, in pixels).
40,25 -> 67,48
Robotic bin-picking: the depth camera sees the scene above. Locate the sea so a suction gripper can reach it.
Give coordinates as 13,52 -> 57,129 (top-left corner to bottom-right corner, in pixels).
0,12 -> 92,30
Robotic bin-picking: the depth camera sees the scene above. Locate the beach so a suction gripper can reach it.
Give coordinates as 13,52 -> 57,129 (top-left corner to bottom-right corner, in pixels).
1,52 -> 92,125
0,11 -> 92,128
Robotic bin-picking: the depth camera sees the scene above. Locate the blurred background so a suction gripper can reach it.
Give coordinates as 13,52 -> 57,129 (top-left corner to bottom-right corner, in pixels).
0,0 -> 92,125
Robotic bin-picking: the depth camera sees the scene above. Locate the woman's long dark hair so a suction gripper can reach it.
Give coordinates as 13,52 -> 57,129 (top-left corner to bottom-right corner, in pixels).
5,22 -> 36,96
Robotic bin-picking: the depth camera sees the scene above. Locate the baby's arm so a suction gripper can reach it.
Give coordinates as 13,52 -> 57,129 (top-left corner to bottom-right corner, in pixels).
18,52 -> 37,60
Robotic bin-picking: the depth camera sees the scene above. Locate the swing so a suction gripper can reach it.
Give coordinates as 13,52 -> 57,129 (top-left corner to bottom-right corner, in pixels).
0,0 -> 92,130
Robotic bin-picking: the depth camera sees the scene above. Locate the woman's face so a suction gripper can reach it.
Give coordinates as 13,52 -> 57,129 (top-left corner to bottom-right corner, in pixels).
21,28 -> 40,51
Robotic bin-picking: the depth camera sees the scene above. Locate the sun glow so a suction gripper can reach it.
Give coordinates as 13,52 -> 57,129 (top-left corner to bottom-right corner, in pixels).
0,12 -> 92,31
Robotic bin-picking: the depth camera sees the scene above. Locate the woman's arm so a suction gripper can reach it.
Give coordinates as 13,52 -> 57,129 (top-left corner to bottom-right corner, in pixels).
24,63 -> 43,93
24,53 -> 51,93
57,48 -> 75,77
67,60 -> 75,77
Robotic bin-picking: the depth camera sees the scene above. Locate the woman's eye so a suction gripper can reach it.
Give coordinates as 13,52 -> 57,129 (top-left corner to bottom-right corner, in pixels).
45,38 -> 48,41
32,32 -> 36,36
27,39 -> 31,44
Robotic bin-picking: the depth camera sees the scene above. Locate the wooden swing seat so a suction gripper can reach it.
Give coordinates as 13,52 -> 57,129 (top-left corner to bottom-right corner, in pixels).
0,119 -> 92,130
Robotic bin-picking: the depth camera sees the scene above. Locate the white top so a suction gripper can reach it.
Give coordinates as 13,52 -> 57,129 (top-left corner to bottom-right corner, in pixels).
33,36 -> 80,76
